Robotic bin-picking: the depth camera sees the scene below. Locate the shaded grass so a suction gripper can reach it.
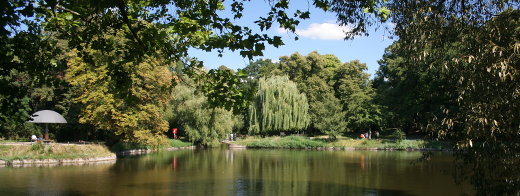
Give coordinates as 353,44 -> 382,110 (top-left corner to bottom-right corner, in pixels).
235,136 -> 452,150
0,139 -> 30,143
168,139 -> 193,148
0,143 -> 114,161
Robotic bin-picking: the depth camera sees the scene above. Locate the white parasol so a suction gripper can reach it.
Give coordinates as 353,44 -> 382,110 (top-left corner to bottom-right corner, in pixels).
27,110 -> 67,140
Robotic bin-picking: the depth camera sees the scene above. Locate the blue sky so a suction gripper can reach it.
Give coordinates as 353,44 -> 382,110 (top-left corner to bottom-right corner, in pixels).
188,1 -> 395,77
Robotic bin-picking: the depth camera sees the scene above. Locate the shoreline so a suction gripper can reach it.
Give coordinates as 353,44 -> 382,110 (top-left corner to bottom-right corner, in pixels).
228,143 -> 450,151
116,146 -> 196,157
0,142 -> 196,168
0,155 -> 117,168
230,136 -> 453,151
1,140 -> 450,168
0,146 -> 198,168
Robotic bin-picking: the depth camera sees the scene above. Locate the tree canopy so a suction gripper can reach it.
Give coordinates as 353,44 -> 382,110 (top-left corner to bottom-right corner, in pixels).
248,75 -> 309,135
0,0 -> 374,138
167,78 -> 243,146
64,29 -> 174,145
274,52 -> 380,134
1,1 -> 519,194
357,2 -> 519,194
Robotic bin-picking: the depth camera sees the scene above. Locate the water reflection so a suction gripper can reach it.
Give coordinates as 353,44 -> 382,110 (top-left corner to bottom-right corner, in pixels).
0,149 -> 473,195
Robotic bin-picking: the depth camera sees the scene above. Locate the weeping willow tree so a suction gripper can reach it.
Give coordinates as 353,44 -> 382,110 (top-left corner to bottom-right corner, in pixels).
248,75 -> 310,135
167,81 -> 243,146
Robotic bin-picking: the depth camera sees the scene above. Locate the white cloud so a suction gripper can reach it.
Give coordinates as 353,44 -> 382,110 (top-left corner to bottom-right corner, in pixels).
294,23 -> 351,40
277,27 -> 288,34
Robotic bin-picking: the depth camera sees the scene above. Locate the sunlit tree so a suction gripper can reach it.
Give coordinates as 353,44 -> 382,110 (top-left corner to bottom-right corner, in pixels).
248,75 -> 309,135
65,30 -> 173,146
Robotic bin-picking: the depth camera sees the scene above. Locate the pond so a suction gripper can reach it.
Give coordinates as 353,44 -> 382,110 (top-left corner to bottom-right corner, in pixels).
0,149 -> 473,195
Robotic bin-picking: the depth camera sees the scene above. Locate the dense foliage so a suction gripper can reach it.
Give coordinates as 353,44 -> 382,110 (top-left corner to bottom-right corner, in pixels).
248,75 -> 309,135
354,1 -> 520,194
276,52 -> 380,135
65,30 -> 174,145
243,52 -> 380,139
373,43 -> 452,134
0,0 -> 333,140
310,93 -> 346,140
1,0 -> 519,194
167,79 -> 243,146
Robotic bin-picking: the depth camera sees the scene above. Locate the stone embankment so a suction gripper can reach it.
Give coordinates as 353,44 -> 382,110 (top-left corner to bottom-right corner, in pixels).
0,144 -> 197,167
0,155 -> 117,168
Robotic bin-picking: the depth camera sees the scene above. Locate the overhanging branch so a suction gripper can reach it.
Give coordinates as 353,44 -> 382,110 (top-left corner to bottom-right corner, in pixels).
117,0 -> 147,51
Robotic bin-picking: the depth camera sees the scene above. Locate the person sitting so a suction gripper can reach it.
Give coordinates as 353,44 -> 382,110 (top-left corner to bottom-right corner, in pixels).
31,135 -> 37,142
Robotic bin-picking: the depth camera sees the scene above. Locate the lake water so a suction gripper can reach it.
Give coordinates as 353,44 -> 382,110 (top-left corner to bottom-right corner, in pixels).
0,149 -> 473,195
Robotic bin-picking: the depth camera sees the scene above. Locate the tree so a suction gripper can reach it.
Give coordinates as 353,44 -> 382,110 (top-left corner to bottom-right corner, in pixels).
331,1 -> 519,194
31,0 -> 338,113
167,80 -> 243,146
243,59 -> 279,80
428,10 -> 520,194
299,75 -> 345,136
332,60 -> 381,131
0,28 -> 70,139
373,43 -> 452,134
344,90 -> 381,132
248,75 -> 309,135
276,52 -> 341,135
65,30 -> 174,146
274,52 -> 380,134
387,4 -> 518,195
0,0 -> 379,140
310,93 -> 346,140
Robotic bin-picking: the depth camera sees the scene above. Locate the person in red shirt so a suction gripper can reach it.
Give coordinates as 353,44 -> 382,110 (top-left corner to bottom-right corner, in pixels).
172,128 -> 178,139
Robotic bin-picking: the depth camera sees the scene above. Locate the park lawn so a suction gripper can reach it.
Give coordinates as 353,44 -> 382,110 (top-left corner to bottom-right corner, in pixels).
327,138 -> 451,149
0,143 -> 115,161
234,135 -> 452,150
234,136 -> 327,148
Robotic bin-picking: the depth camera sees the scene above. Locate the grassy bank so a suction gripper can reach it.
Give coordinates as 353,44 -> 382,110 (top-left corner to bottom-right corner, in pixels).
0,143 -> 114,161
110,139 -> 193,152
233,136 -> 452,150
235,136 -> 327,148
0,139 -> 194,161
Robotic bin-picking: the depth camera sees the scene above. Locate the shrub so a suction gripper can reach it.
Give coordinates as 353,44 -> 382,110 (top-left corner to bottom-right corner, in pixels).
30,143 -> 53,154
389,128 -> 406,142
